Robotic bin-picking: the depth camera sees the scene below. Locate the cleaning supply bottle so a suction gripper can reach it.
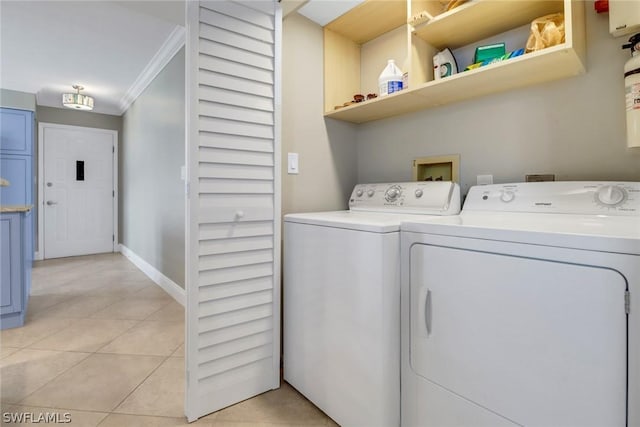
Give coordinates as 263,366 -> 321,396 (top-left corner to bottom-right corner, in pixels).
623,33 -> 640,148
378,59 -> 403,97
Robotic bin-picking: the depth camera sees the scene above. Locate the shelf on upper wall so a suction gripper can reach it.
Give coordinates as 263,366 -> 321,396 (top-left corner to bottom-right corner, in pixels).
412,0 -> 564,50
325,0 -> 407,45
324,43 -> 585,124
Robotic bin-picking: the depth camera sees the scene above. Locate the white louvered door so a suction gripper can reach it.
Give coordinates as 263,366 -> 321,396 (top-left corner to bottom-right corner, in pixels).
185,0 -> 281,421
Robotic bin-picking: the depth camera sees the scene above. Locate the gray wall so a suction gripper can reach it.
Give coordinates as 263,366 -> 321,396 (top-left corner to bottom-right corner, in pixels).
121,47 -> 185,288
356,7 -> 640,194
37,106 -> 122,134
282,13 -> 358,215
0,89 -> 36,111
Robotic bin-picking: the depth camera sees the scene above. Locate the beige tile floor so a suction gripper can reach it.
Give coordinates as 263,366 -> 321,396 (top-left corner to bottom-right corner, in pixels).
1,253 -> 337,426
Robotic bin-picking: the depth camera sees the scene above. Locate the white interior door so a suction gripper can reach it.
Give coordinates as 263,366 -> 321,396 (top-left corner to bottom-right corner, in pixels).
42,125 -> 115,259
185,0 -> 281,421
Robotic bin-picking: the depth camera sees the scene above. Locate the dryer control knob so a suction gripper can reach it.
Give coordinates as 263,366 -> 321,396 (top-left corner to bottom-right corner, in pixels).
596,185 -> 626,206
415,189 -> 423,198
500,190 -> 515,203
356,189 -> 364,197
385,185 -> 402,202
367,190 -> 375,197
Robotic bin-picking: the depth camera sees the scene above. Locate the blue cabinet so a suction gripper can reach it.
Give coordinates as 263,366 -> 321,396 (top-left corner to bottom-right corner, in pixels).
0,211 -> 30,329
0,108 -> 34,204
0,109 -> 33,155
1,155 -> 32,206
0,107 -> 34,329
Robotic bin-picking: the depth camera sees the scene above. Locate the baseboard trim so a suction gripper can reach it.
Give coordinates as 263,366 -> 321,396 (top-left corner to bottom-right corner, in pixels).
119,244 -> 185,306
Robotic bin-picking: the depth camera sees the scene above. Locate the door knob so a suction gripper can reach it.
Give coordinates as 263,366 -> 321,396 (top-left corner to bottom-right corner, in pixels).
46,200 -> 57,206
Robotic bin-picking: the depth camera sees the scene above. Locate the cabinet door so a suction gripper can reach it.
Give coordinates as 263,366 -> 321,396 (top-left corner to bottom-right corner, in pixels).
410,243 -> 627,427
0,108 -> 33,156
0,155 -> 33,205
0,214 -> 23,315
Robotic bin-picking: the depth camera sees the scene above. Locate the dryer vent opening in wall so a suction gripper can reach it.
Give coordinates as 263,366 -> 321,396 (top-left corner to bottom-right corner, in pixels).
76,160 -> 84,181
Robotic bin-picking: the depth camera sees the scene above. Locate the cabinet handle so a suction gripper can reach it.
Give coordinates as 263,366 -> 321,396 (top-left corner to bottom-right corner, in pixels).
46,200 -> 57,206
425,289 -> 432,335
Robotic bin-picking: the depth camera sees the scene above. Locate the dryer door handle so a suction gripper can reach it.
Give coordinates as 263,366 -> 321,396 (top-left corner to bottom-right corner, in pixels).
425,289 -> 432,335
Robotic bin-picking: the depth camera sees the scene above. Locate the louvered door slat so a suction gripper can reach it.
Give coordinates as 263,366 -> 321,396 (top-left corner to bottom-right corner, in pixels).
198,221 -> 273,240
200,249 -> 273,271
200,24 -> 274,57
199,55 -> 273,84
199,101 -> 274,126
199,86 -> 273,111
200,147 -> 274,166
200,0 -> 274,30
186,0 -> 281,421
199,39 -> 273,71
199,317 -> 273,348
199,8 -> 273,43
199,178 -> 274,195
199,304 -> 273,334
199,70 -> 274,99
199,276 -> 273,302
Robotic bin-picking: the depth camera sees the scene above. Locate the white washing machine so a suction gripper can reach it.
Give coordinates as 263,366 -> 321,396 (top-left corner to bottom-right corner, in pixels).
284,181 -> 461,427
401,181 -> 640,427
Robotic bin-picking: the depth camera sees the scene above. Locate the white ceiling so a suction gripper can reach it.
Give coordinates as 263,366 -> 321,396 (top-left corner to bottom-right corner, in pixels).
0,1 -> 185,116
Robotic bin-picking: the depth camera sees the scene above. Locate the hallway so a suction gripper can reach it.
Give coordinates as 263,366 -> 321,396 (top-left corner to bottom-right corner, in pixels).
1,254 -> 335,426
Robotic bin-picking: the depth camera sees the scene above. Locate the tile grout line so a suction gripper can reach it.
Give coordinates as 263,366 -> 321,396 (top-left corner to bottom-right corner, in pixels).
107,353 -> 174,416
6,254 -> 191,424
11,350 -> 93,407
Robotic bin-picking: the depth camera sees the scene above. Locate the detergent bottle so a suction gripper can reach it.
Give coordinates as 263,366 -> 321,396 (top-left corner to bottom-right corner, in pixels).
378,59 -> 403,97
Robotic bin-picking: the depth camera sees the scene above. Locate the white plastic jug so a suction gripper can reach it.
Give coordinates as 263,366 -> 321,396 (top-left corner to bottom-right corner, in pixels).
378,59 -> 403,97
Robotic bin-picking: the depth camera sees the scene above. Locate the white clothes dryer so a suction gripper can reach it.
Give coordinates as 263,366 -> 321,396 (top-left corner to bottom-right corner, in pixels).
284,181 -> 460,427
401,181 -> 640,427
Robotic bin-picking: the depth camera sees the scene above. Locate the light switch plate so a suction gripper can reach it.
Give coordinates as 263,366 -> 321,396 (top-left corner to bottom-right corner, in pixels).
288,153 -> 299,174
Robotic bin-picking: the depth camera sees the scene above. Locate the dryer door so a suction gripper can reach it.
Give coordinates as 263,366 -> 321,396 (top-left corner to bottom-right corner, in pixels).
410,242 -> 627,427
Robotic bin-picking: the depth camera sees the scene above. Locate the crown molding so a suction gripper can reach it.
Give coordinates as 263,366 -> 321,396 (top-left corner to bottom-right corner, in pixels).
118,25 -> 185,115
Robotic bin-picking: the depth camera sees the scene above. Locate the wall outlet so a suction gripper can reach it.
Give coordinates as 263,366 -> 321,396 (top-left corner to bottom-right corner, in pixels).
288,153 -> 299,174
477,174 -> 493,185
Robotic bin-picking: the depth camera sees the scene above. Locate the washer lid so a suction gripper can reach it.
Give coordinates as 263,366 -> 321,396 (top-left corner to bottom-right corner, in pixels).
284,210 -> 442,233
401,211 -> 640,254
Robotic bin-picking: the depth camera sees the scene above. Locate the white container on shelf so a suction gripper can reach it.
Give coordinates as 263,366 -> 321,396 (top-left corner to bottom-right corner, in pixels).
378,59 -> 403,97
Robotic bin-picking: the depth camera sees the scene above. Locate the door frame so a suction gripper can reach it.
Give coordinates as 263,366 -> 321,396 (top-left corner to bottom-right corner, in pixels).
36,122 -> 118,260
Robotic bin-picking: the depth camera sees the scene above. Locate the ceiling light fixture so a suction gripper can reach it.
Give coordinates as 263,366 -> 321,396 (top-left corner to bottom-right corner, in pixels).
62,85 -> 94,111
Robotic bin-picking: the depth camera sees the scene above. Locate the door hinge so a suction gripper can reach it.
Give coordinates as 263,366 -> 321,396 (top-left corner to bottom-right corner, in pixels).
112,190 -> 115,197
625,291 -> 631,314
112,146 -> 115,153
112,234 -> 115,242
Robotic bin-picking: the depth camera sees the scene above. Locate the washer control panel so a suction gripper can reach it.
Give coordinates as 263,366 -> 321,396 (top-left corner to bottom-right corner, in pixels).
349,181 -> 461,215
465,182 -> 640,215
